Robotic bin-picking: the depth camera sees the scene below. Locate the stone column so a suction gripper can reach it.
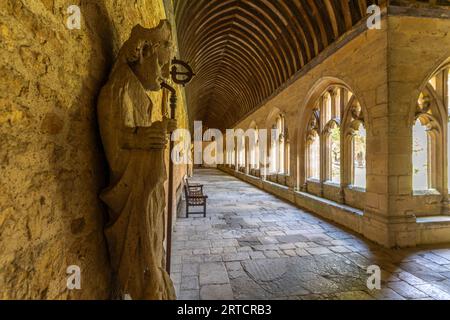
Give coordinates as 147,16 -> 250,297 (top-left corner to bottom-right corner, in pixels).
363,13 -> 450,247
358,16 -> 392,247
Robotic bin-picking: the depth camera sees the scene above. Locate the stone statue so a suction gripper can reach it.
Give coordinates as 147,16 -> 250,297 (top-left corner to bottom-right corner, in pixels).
97,20 -> 177,300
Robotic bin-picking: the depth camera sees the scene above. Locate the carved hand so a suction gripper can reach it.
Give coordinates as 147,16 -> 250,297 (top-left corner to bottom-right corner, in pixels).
122,121 -> 169,150
164,118 -> 178,133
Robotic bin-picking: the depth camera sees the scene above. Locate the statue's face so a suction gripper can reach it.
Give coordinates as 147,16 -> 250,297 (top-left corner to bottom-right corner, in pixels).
135,43 -> 163,91
133,36 -> 173,92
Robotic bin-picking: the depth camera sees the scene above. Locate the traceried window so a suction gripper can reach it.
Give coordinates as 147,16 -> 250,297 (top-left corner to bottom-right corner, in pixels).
323,90 -> 341,184
347,102 -> 366,189
328,124 -> 341,183
304,85 -> 366,195
413,65 -> 448,193
353,124 -> 367,188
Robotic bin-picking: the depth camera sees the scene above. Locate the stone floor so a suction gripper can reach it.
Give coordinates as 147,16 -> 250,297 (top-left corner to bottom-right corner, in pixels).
171,169 -> 450,300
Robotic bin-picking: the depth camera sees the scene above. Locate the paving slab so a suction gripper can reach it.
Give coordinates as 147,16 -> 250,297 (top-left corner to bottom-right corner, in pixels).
171,169 -> 450,300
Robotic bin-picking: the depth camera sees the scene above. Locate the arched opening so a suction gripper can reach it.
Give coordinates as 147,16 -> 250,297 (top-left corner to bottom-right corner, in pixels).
412,118 -> 430,191
251,128 -> 260,170
265,112 -> 289,185
352,123 -> 367,189
303,83 -> 365,205
307,131 -> 320,180
326,122 -> 341,184
412,64 -> 448,196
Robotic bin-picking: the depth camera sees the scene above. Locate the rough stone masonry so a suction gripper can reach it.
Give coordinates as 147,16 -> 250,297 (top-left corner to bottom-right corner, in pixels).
0,0 -> 189,300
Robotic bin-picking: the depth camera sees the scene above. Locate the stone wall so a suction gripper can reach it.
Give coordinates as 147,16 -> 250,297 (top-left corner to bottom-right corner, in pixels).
0,0 -> 187,299
387,14 -> 450,220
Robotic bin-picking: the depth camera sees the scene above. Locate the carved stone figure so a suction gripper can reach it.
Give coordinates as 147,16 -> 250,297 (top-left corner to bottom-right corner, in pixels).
97,20 -> 176,300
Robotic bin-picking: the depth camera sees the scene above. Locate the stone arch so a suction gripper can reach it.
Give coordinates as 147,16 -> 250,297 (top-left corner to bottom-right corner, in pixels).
408,56 -> 450,125
295,77 -> 368,191
409,57 -> 450,198
297,77 -> 368,139
264,107 -> 283,129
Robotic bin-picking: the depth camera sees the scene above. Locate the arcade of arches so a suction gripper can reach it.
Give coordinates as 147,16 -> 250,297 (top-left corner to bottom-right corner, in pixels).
2,0 -> 450,300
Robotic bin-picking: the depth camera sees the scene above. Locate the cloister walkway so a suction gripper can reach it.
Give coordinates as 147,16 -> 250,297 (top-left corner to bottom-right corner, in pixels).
171,169 -> 450,300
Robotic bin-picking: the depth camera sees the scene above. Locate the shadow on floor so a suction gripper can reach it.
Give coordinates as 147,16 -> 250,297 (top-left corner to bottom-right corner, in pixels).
171,169 -> 450,300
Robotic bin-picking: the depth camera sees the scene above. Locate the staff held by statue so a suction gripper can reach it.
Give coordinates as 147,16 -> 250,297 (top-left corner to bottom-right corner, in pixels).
160,58 -> 195,274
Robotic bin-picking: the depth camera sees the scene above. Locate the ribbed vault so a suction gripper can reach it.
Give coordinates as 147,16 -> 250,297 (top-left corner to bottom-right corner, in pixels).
175,0 -> 374,130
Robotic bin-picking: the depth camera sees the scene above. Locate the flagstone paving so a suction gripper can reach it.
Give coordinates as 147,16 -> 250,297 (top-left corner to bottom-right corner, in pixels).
171,169 -> 450,300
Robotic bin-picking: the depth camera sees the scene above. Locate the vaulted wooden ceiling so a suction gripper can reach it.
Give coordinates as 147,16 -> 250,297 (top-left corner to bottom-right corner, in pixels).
175,0 -> 376,130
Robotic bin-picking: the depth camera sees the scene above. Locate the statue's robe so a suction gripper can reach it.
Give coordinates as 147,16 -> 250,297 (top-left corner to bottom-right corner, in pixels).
97,63 -> 175,300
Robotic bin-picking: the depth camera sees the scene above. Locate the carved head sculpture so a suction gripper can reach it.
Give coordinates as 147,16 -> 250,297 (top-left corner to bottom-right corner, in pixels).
118,20 -> 174,91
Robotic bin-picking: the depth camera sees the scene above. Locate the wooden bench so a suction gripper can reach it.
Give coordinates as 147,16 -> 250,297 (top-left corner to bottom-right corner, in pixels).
184,176 -> 204,195
184,177 -> 208,218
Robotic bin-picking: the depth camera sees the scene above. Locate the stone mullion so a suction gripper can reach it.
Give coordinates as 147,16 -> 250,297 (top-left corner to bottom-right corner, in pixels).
343,95 -> 354,190
320,132 -> 327,197
343,131 -> 354,189
435,69 -> 445,100
342,90 -> 352,191
285,139 -> 290,177
277,122 -> 282,175
278,134 -> 283,175
432,72 -> 444,195
337,88 -> 346,203
262,130 -> 270,180
235,137 -> 239,172
245,138 -> 249,174
256,132 -> 261,171
301,137 -> 309,192
441,69 -> 449,213
444,69 -> 449,111
319,96 -> 326,196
